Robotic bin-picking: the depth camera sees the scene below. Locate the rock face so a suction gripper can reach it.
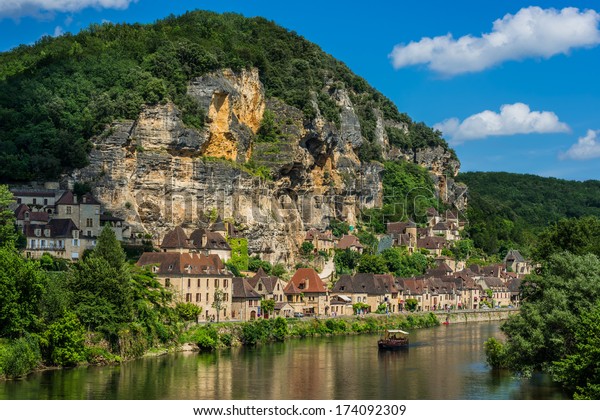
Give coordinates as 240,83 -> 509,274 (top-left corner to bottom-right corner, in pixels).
70,68 -> 461,265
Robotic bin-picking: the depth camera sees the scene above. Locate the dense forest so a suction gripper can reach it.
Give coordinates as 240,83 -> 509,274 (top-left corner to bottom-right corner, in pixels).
0,10 -> 451,182
485,215 -> 600,399
457,172 -> 600,256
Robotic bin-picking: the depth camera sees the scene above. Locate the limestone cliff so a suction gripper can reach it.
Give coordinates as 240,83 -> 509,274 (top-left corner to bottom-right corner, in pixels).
70,68 -> 461,264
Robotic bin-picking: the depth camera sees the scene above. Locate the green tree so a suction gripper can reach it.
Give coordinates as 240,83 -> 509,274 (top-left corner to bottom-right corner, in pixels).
0,248 -> 46,338
260,299 -> 275,317
176,302 -> 201,322
334,249 -> 360,275
356,254 -> 388,274
0,185 -> 17,247
486,252 -> 600,397
42,312 -> 86,366
68,227 -> 132,330
300,241 -> 314,256
405,298 -> 418,312
212,288 -> 226,323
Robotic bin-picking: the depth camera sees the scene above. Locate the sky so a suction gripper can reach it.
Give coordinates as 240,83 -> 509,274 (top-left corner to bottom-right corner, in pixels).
1,0 -> 599,181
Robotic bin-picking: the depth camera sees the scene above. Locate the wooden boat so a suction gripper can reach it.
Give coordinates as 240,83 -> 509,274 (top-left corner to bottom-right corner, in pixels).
378,329 -> 409,349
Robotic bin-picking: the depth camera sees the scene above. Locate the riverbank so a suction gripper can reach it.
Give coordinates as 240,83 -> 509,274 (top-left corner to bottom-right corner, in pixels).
180,312 -> 442,351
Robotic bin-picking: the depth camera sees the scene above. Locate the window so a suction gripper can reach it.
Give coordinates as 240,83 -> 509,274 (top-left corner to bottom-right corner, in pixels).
165,279 -> 171,287
72,239 -> 79,247
86,218 -> 93,227
32,198 -> 37,205
196,293 -> 201,302
276,284 -> 280,291
258,283 -> 263,291
206,279 -> 209,288
224,279 -> 228,288
214,278 -> 219,288
206,293 -> 210,302
44,199 -> 48,205
197,279 -> 201,288
66,206 -> 72,215
30,239 -> 35,248
186,293 -> 192,302
187,279 -> 191,288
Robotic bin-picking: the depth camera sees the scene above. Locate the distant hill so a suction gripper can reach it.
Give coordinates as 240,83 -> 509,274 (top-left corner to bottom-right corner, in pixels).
457,171 -> 600,256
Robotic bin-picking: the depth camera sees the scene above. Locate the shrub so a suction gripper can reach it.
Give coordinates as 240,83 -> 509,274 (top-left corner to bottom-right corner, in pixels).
194,326 -> 219,351
43,312 -> 86,366
0,335 -> 41,378
176,303 -> 201,322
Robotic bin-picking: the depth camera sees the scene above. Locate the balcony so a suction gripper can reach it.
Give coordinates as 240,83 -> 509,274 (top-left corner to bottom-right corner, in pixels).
27,245 -> 66,251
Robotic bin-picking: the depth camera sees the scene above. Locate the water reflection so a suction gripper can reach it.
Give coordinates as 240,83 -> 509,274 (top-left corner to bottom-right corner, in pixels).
0,322 -> 566,400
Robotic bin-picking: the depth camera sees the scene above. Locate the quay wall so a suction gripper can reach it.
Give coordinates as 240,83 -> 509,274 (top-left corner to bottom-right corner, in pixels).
434,309 -> 518,324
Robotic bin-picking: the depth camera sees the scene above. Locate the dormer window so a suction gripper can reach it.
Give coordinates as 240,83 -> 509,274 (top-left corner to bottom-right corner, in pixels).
35,229 -> 41,237
44,229 -> 51,237
168,264 -> 174,271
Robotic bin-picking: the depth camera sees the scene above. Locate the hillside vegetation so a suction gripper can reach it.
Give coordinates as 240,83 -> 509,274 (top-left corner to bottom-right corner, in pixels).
0,10 -> 451,182
457,172 -> 600,256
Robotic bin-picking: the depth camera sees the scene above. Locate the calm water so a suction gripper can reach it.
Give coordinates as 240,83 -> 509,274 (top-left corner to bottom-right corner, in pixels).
0,322 -> 566,400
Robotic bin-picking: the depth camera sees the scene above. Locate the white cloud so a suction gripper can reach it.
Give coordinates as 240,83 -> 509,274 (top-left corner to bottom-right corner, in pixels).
53,25 -> 64,37
560,129 -> 600,160
389,6 -> 600,75
434,103 -> 569,144
0,1 -> 137,19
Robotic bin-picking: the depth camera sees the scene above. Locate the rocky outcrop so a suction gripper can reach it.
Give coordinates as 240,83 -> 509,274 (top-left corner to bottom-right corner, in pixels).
69,68 -> 460,265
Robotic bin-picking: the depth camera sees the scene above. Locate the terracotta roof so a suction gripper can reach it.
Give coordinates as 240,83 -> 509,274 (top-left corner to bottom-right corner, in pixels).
285,268 -> 327,294
305,228 -> 319,241
137,252 -> 226,275
160,226 -> 192,249
336,234 -> 364,250
232,277 -> 261,299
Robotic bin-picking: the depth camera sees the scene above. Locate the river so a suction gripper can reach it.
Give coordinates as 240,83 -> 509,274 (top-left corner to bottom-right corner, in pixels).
0,321 -> 566,400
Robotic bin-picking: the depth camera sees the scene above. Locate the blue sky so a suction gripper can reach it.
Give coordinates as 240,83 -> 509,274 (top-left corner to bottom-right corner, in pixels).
1,1 -> 599,181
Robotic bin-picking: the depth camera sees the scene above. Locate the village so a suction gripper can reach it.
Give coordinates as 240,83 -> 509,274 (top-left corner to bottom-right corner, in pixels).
10,184 -> 531,323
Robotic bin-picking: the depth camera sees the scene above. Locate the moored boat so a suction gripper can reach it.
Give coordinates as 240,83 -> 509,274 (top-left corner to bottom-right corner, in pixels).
378,329 -> 409,349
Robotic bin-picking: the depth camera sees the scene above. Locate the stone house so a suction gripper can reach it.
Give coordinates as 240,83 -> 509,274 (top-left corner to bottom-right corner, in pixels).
284,268 -> 329,316
331,273 -> 399,313
247,267 -> 287,304
160,225 -> 232,261
477,277 -> 512,308
504,250 -> 532,276
305,228 -> 337,254
136,252 -> 233,322
23,219 -> 84,260
232,277 -> 262,321
335,234 -> 365,254
417,236 -> 447,257
15,189 -> 116,261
